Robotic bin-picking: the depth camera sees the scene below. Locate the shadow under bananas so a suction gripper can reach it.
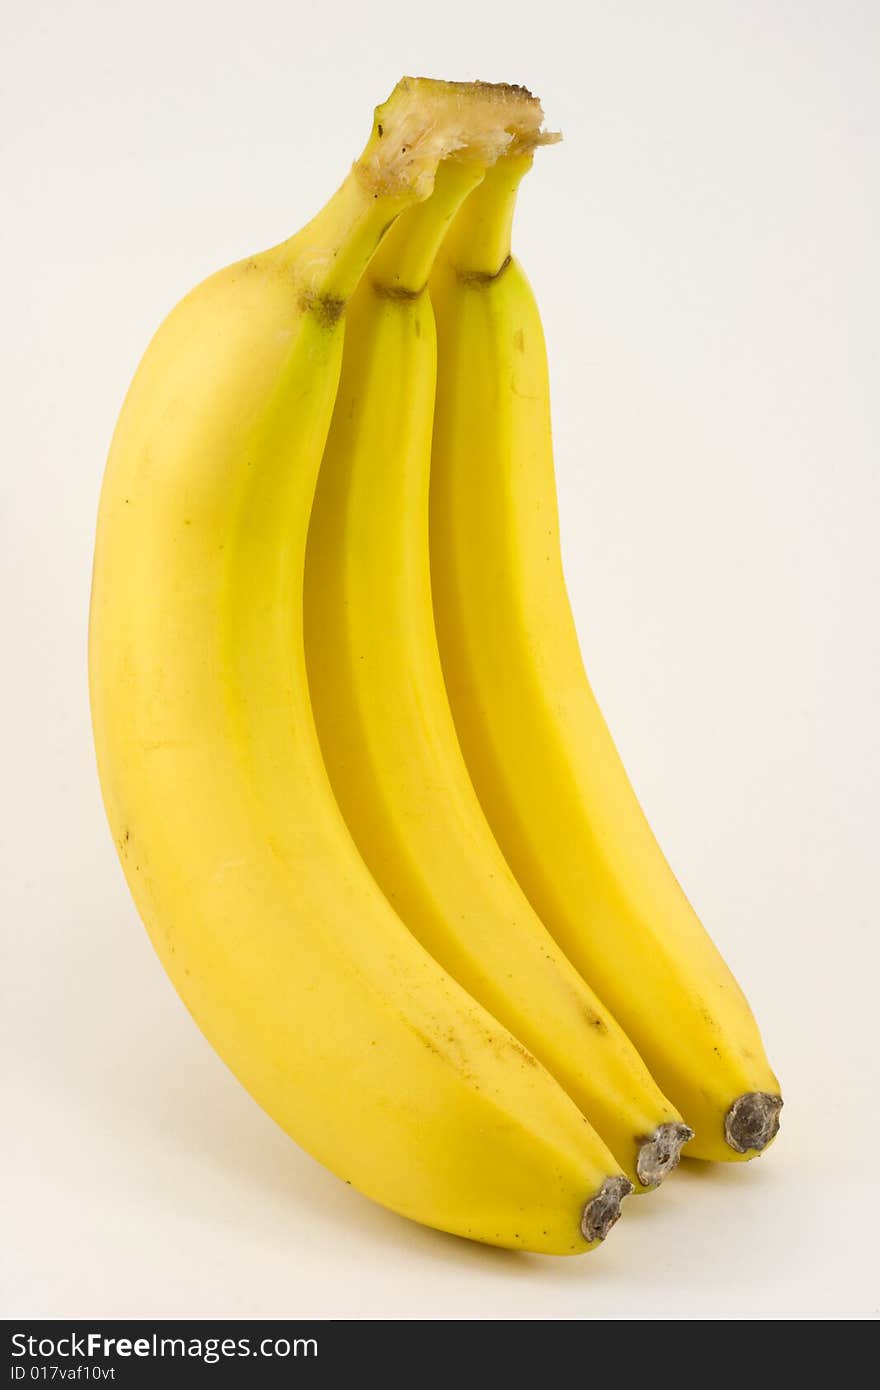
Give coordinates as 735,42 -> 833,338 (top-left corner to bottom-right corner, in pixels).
148,1058 -> 559,1279
67,908 -> 562,1277
67,876 -> 779,1282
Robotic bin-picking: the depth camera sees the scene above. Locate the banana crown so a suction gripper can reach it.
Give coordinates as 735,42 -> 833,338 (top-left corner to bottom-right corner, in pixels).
357,77 -> 558,201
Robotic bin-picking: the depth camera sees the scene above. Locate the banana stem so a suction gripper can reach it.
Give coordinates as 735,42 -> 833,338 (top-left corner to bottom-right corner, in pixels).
437,153 -> 534,277
284,173 -> 414,309
369,160 -> 487,295
270,81 -> 552,308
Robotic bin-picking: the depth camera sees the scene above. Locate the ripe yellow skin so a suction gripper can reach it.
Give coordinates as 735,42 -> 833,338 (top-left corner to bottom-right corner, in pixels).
429,159 -> 781,1160
304,160 -> 688,1190
89,86 -> 629,1254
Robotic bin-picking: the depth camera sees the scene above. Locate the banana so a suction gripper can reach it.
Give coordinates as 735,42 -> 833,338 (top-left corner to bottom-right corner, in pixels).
304,155 -> 692,1190
89,79 -> 634,1253
429,156 -> 782,1161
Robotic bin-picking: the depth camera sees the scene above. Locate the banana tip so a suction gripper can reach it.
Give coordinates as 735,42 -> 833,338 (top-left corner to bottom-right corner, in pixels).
724,1092 -> 783,1155
635,1121 -> 694,1188
581,1175 -> 633,1244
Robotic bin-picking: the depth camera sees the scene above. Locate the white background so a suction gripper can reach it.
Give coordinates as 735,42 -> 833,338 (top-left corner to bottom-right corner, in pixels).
3,0 -> 878,1321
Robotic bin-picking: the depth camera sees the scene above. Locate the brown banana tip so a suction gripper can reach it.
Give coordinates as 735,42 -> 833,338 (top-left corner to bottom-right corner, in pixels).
724,1092 -> 783,1155
635,1121 -> 695,1188
580,1175 -> 633,1244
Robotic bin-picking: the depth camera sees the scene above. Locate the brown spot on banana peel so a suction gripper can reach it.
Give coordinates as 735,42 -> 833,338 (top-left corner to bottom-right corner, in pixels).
581,1176 -> 633,1244
409,1027 -> 442,1061
371,281 -> 425,301
507,1038 -> 539,1067
724,1092 -> 783,1154
299,289 -> 347,327
457,254 -> 512,287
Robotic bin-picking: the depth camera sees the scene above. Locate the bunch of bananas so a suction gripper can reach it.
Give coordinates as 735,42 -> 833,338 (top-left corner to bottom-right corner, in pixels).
89,78 -> 781,1255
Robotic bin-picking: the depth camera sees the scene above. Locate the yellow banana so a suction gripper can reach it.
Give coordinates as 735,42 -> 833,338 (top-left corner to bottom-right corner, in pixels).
429,156 -> 782,1161
304,155 -> 692,1190
89,79 -> 633,1253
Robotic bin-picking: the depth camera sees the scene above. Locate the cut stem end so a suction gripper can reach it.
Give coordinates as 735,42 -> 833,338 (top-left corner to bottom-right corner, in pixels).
356,77 -> 556,202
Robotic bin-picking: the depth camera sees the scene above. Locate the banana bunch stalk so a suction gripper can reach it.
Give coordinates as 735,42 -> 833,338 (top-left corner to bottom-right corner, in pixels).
90,78 -> 781,1256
